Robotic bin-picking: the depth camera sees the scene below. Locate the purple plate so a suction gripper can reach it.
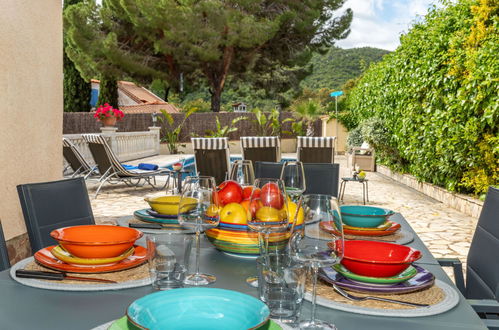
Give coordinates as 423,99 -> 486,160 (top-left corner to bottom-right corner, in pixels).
319,265 -> 435,294
146,209 -> 178,219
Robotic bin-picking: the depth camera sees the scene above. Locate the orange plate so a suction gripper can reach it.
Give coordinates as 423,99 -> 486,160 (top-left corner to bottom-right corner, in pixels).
320,221 -> 401,237
34,245 -> 148,274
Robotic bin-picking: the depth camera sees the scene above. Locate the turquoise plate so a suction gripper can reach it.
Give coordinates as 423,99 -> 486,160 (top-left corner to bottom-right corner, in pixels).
110,316 -> 281,330
333,264 -> 418,285
134,209 -> 179,224
127,288 -> 270,330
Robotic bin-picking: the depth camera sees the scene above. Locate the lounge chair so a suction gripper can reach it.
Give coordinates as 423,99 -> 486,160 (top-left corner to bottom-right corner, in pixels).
240,136 -> 281,164
62,137 -> 98,178
191,137 -> 230,185
17,177 -> 95,252
82,134 -> 171,197
296,136 -> 336,163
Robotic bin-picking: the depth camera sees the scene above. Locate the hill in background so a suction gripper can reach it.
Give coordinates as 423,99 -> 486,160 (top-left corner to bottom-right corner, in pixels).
302,47 -> 390,90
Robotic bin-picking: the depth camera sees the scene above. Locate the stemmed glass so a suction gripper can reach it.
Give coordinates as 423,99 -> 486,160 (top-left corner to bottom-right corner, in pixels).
229,160 -> 255,187
248,178 -> 289,257
280,161 -> 306,203
289,194 -> 344,330
178,176 -> 220,286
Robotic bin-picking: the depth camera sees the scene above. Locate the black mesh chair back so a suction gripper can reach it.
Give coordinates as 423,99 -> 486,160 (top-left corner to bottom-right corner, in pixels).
303,163 -> 340,197
466,187 -> 499,300
17,177 -> 95,253
86,139 -> 113,176
241,137 -> 281,164
0,222 -> 10,271
254,161 -> 283,180
63,145 -> 84,173
192,138 -> 231,185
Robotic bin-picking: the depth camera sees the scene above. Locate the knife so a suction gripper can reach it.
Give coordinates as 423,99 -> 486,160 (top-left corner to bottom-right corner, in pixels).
129,223 -> 164,230
15,270 -> 117,283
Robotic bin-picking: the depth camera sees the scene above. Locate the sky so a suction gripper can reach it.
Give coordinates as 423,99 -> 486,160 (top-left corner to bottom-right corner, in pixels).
336,0 -> 439,51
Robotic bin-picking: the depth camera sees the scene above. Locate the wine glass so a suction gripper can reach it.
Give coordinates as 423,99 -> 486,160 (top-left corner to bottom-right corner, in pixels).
229,160 -> 255,187
280,161 -> 306,202
178,176 -> 220,286
248,178 -> 289,255
289,194 -> 344,330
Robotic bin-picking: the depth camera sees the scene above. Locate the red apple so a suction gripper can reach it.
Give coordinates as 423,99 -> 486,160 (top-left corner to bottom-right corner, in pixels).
242,186 -> 261,201
260,182 -> 284,209
216,180 -> 243,206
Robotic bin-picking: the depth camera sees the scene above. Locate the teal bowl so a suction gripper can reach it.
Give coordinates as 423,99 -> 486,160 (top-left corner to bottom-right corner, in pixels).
340,205 -> 394,228
127,288 -> 270,330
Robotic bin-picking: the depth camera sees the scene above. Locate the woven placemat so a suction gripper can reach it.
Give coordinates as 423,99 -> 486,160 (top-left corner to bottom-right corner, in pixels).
305,223 -> 414,245
10,257 -> 151,291
310,279 -> 444,310
304,278 -> 460,317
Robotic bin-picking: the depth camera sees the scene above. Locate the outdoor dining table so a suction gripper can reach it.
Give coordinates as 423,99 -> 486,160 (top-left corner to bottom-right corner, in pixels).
0,213 -> 487,330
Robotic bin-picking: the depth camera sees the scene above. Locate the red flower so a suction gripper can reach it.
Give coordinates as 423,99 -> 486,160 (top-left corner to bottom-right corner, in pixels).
93,104 -> 125,121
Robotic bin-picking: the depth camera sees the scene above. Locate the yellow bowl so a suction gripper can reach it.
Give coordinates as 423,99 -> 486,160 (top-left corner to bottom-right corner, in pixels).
144,196 -> 197,215
51,245 -> 134,265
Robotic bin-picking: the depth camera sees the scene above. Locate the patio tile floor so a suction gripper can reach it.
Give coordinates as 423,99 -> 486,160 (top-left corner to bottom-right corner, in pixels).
86,154 -> 478,278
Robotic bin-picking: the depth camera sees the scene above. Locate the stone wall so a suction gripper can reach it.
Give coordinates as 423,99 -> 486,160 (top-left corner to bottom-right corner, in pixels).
377,165 -> 483,218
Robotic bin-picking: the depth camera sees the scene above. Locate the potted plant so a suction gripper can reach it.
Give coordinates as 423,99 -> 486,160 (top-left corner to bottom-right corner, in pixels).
93,103 -> 125,127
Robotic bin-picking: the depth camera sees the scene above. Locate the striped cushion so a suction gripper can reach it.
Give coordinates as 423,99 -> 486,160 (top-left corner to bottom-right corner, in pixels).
297,136 -> 336,148
240,136 -> 280,148
191,137 -> 229,150
62,137 -> 73,148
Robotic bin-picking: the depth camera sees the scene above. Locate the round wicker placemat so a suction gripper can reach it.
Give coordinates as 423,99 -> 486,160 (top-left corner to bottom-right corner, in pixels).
305,279 -> 459,317
10,257 -> 151,291
305,223 -> 414,245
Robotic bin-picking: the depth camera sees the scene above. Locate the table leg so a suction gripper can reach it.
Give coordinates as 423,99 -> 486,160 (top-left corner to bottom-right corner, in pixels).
362,182 -> 366,205
366,181 -> 369,202
177,172 -> 182,193
339,181 -> 345,201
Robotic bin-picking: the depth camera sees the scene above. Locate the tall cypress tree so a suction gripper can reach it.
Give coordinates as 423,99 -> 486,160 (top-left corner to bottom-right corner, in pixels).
63,0 -> 91,112
96,74 -> 119,109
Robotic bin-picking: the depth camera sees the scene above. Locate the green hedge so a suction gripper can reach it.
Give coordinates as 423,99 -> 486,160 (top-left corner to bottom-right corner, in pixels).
346,0 -> 498,195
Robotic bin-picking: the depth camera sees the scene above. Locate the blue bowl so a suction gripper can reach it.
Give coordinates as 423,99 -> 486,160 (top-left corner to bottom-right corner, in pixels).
340,205 -> 394,228
127,288 -> 270,330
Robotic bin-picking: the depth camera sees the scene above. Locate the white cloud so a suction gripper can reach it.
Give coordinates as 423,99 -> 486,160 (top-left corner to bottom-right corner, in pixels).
336,0 -> 438,51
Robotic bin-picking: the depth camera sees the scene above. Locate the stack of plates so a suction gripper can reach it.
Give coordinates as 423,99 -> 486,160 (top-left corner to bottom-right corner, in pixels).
321,220 -> 402,237
34,245 -> 148,273
133,209 -> 185,229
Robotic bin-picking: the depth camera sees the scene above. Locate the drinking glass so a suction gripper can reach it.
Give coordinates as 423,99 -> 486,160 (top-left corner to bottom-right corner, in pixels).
280,161 -> 306,202
289,194 -> 344,330
229,159 -> 255,187
178,176 -> 220,285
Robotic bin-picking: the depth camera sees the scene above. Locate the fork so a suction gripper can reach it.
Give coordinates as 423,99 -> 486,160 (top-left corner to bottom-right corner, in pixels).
332,284 -> 430,307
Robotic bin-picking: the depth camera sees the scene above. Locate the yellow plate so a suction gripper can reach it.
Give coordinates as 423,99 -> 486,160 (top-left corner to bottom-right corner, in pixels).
343,221 -> 392,231
50,245 -> 135,266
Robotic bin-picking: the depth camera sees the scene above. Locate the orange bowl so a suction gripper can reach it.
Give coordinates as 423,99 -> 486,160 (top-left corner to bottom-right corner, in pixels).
50,225 -> 143,258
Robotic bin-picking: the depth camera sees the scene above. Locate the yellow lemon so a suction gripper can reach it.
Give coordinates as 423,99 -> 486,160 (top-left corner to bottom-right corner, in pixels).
220,203 -> 247,224
205,204 -> 221,217
287,201 -> 304,225
255,206 -> 281,222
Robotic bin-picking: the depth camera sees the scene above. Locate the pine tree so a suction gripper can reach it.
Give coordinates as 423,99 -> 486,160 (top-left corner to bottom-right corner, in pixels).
65,0 -> 352,112
63,0 -> 91,112
96,74 -> 119,109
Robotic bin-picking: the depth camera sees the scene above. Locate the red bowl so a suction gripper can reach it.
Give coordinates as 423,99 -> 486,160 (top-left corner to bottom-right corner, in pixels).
340,240 -> 421,277
50,225 -> 143,258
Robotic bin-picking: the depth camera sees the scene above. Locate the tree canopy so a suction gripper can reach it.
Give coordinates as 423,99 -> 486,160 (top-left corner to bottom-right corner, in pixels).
64,0 -> 352,112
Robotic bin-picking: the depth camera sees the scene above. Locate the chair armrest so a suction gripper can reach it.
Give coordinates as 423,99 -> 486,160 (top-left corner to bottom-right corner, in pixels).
437,257 -> 466,295
469,299 -> 499,314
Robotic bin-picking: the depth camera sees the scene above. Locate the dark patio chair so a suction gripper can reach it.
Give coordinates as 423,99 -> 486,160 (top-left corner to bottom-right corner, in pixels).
17,177 -> 95,253
191,137 -> 231,185
82,134 -> 171,197
62,137 -> 98,178
296,136 -> 336,163
254,161 -> 283,180
438,186 -> 499,329
0,221 -> 10,271
303,163 -> 340,197
240,136 -> 281,164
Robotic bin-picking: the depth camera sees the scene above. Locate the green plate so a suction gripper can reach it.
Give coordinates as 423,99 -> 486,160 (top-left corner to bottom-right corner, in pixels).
109,316 -> 282,330
333,264 -> 418,284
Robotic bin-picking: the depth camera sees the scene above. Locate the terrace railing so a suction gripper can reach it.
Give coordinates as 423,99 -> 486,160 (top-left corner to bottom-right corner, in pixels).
63,126 -> 161,166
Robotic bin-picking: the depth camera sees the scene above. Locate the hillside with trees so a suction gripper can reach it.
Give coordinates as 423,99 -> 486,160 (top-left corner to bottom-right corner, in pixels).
301,47 -> 390,90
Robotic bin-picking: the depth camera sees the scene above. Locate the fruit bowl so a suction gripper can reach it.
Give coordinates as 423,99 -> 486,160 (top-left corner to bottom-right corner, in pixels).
50,225 -> 143,258
338,240 -> 421,277
340,205 -> 394,228
144,195 -> 196,215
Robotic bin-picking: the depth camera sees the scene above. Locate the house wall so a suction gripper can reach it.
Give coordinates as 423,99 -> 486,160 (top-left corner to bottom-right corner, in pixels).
0,0 -> 63,253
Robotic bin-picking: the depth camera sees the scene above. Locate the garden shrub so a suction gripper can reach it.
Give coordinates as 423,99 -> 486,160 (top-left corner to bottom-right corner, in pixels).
346,0 -> 499,195
346,127 -> 363,150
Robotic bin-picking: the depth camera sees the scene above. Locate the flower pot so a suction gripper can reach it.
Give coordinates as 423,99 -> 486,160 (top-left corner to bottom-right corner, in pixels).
101,117 -> 117,127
